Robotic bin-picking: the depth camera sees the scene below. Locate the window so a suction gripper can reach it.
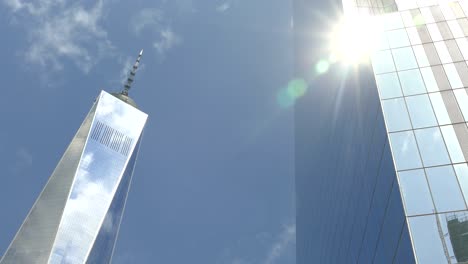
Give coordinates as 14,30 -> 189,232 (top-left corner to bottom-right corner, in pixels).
398,69 -> 426,95
375,73 -> 402,99
441,125 -> 466,163
453,164 -> 468,205
443,63 -> 463,89
413,45 -> 430,67
372,50 -> 396,74
420,67 -> 439,92
387,29 -> 410,49
392,47 -> 418,70
414,127 -> 451,167
382,98 -> 412,132
405,94 -> 438,129
429,92 -> 451,125
398,169 -> 435,216
426,166 -> 467,212
389,131 -> 422,171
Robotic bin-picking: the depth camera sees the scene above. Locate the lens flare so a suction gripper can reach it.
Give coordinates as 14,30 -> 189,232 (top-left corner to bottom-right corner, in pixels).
277,78 -> 308,108
329,14 -> 384,65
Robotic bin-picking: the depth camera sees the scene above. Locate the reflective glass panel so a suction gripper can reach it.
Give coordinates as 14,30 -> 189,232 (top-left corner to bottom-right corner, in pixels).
453,89 -> 468,121
420,67 -> 439,92
375,73 -> 402,99
413,45 -> 430,67
420,7 -> 435,24
426,166 -> 467,212
372,50 -> 396,74
388,131 -> 422,171
427,23 -> 443,41
440,125 -> 466,164
409,215 -> 454,264
437,211 -> 468,263
387,29 -> 410,48
429,93 -> 452,125
456,38 -> 468,60
382,98 -> 412,132
398,69 -> 426,95
382,12 -> 404,30
414,127 -> 450,167
405,94 -> 437,129
392,47 -> 418,71
398,169 -> 434,216
448,20 -> 464,38
454,164 -> 468,206
434,42 -> 452,64
444,63 -> 464,89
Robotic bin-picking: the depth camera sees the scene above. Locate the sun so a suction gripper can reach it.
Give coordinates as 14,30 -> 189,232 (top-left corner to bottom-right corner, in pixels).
329,14 -> 384,65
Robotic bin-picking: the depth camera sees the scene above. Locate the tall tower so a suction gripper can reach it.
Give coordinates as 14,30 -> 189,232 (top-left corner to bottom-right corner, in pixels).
0,51 -> 148,264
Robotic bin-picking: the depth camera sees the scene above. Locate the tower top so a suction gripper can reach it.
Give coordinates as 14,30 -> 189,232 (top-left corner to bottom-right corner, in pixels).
121,49 -> 143,96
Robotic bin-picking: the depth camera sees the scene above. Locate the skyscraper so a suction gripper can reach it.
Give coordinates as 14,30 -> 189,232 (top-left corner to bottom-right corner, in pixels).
0,51 -> 147,264
295,0 -> 468,263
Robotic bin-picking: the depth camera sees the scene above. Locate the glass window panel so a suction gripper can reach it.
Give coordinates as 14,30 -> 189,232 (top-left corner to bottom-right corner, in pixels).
420,67 -> 439,92
413,45 -> 430,67
392,47 -> 418,71
382,12 -> 404,30
437,21 -> 453,40
388,131 -> 422,171
417,25 -> 433,43
441,125 -> 466,163
375,31 -> 389,51
375,73 -> 402,99
434,42 -> 452,64
430,93 -> 452,124
372,50 -> 395,74
407,27 -> 422,45
454,62 -> 468,87
398,169 -> 435,216
441,90 -> 465,123
440,2 -> 456,20
427,23 -> 443,41
430,5 -> 445,22
457,18 -> 468,36
445,39 -> 464,62
448,20 -> 464,38
387,29 -> 410,48
459,1 -> 468,17
399,1 -> 418,11
401,10 -> 415,27
420,7 -> 435,24
382,98 -> 412,132
426,166 -> 467,212
453,89 -> 468,121
414,127 -> 451,167
398,69 -> 426,95
423,43 -> 441,65
453,164 -> 468,205
432,65 -> 451,91
408,215 -> 451,264
444,63 -> 464,89
406,94 -> 437,129
456,38 -> 468,60
450,1 -> 465,18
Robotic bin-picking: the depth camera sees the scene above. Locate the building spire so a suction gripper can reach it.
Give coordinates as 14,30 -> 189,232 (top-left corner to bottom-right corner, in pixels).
122,49 -> 143,96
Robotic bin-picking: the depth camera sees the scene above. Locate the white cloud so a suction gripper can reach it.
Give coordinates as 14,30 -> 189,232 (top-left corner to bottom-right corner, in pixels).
264,224 -> 296,264
216,2 -> 230,12
3,0 -> 113,73
131,8 -> 181,57
153,28 -> 181,55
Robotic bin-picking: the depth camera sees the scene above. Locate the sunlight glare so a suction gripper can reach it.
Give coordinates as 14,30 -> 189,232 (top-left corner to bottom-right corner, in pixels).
329,14 -> 384,65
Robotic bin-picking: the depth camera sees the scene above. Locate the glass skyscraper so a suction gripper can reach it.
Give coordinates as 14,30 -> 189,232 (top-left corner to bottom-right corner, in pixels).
0,54 -> 147,264
295,0 -> 468,263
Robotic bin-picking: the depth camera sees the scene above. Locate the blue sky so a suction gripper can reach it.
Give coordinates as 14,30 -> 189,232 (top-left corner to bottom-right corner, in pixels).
0,0 -> 295,263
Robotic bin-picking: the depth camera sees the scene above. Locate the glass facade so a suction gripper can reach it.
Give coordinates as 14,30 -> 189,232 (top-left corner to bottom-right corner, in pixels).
0,91 -> 147,264
295,0 -> 468,263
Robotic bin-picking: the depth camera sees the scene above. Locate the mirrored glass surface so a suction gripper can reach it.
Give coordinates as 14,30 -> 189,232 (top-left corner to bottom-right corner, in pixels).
414,127 -> 451,167
382,12 -> 404,30
372,50 -> 396,74
49,91 -> 148,264
448,20 -> 464,38
427,23 -> 443,41
407,27 -> 422,45
413,45 -> 430,67
443,63 -> 464,89
456,38 -> 468,60
441,125 -> 466,163
388,131 -> 422,171
405,94 -> 438,129
454,164 -> 468,206
426,166 -> 467,212
398,169 -> 435,216
434,42 -> 452,64
382,98 -> 412,132
375,73 -> 403,99
392,47 -> 418,71
398,69 -> 427,95
408,215 -> 451,264
387,29 -> 411,48
437,211 -> 468,263
420,67 -> 439,92
429,92 -> 452,125
453,89 -> 468,121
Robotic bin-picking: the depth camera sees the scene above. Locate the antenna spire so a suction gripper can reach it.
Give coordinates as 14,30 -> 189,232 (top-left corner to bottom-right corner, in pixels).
122,49 -> 143,96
